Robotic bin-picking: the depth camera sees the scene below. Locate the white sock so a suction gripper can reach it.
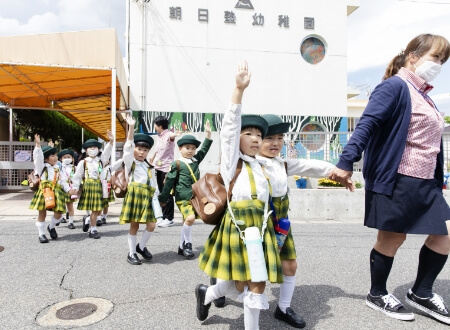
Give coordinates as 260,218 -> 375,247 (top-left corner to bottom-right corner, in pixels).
242,291 -> 268,330
128,234 -> 137,255
91,226 -> 97,232
139,229 -> 152,250
68,216 -> 74,224
179,229 -> 185,249
35,221 -> 46,236
85,216 -> 90,224
244,303 -> 260,330
205,280 -> 241,305
279,275 -> 296,313
183,223 -> 193,243
50,216 -> 59,229
102,213 -> 108,220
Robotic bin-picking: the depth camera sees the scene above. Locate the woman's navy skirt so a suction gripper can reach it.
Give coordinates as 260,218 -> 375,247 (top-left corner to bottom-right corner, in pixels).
364,174 -> 450,235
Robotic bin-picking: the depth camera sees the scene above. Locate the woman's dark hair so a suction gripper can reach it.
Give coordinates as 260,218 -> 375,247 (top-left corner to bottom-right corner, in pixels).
383,34 -> 450,80
136,141 -> 151,149
154,116 -> 169,130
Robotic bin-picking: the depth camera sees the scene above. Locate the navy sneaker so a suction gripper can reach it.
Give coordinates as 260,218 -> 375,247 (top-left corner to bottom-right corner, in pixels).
366,292 -> 414,321
406,289 -> 450,324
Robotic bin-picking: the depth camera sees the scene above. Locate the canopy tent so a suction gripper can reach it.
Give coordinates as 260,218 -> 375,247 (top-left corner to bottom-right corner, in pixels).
0,29 -> 129,147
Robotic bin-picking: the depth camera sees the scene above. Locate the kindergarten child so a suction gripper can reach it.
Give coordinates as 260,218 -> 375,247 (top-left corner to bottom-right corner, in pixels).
58,149 -> 78,229
118,114 -> 159,265
256,114 -> 335,328
196,62 -> 283,329
69,133 -> 113,239
29,134 -> 65,243
158,122 -> 212,259
98,153 -> 116,226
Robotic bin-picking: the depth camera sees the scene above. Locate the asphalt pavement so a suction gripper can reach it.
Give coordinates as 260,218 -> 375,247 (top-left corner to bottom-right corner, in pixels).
0,191 -> 449,329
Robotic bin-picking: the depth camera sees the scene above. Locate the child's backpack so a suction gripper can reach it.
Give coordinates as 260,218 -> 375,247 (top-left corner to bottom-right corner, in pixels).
191,159 -> 243,225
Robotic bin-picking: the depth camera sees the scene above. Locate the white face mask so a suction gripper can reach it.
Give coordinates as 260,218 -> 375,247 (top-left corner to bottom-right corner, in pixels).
62,158 -> 72,165
414,57 -> 442,82
87,148 -> 99,157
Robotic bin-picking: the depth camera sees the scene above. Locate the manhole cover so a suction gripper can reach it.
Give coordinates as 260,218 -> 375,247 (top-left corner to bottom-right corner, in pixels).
56,302 -> 97,320
0,246 -> 4,252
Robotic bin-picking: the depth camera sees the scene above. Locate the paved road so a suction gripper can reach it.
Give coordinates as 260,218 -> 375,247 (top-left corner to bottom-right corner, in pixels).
0,191 -> 449,329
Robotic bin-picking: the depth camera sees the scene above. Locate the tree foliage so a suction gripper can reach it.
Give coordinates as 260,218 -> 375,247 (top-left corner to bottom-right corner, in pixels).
14,109 -> 96,150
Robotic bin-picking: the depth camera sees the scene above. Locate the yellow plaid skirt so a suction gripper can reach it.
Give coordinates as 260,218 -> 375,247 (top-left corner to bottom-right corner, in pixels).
272,196 -> 297,260
102,187 -> 115,208
176,200 -> 196,220
77,178 -> 103,211
199,199 -> 283,284
119,182 -> 156,224
29,181 -> 66,213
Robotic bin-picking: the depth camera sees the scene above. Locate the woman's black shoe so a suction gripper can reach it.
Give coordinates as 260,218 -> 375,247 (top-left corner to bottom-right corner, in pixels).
136,244 -> 153,261
127,253 -> 142,265
88,230 -> 100,239
60,218 -> 67,223
39,235 -> 49,243
274,306 -> 306,328
47,225 -> 58,240
195,284 -> 211,321
68,223 -> 75,229
210,277 -> 226,308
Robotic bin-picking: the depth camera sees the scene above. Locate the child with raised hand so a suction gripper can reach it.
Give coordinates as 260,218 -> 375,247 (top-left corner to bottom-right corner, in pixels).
158,121 -> 213,259
58,149 -> 77,229
256,114 -> 335,328
196,61 -> 283,329
69,133 -> 113,239
29,134 -> 66,243
118,114 -> 159,265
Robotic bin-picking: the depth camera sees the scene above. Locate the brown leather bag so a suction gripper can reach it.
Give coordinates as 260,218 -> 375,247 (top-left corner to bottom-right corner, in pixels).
110,162 -> 135,198
28,168 -> 46,192
191,159 -> 243,225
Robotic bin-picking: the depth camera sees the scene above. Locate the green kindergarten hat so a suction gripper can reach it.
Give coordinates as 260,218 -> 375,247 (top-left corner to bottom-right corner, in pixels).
177,134 -> 201,148
57,149 -> 74,159
262,114 -> 291,136
134,133 -> 154,149
241,114 -> 269,139
82,139 -> 102,150
42,146 -> 57,158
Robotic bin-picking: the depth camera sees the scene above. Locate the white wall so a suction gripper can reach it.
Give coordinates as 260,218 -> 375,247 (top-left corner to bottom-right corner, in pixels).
128,0 -> 351,117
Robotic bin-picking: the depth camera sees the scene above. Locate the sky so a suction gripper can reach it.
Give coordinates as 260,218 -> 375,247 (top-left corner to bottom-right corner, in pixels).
0,0 -> 449,114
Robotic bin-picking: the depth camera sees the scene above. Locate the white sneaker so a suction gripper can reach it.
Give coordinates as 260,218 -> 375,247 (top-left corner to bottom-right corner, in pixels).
156,218 -> 164,226
158,219 -> 174,227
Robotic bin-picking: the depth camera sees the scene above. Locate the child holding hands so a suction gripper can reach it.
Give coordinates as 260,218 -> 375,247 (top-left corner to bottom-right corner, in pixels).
158,121 -> 213,259
119,114 -> 159,265
29,134 -> 66,243
196,62 -> 283,329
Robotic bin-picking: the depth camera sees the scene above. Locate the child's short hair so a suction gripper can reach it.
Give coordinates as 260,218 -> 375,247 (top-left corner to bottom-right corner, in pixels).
154,116 -> 169,130
136,141 -> 151,149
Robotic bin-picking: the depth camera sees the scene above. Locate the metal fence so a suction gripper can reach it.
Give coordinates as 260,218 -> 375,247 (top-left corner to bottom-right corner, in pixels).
2,132 -> 450,189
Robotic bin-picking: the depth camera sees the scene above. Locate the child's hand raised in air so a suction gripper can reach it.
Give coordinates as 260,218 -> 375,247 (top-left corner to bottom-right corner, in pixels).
205,119 -> 211,139
107,130 -> 115,142
236,61 -> 251,91
34,134 -> 41,147
125,113 -> 136,127
48,140 -> 54,148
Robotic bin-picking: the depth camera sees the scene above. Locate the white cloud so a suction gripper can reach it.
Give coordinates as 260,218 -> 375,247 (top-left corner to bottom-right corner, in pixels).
347,0 -> 450,73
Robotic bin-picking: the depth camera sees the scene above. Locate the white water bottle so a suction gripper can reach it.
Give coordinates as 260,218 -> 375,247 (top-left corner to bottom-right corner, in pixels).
244,226 -> 268,282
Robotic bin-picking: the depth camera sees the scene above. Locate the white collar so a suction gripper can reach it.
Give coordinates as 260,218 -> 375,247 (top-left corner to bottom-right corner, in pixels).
240,152 -> 257,163
179,156 -> 196,163
85,156 -> 99,163
256,155 -> 283,167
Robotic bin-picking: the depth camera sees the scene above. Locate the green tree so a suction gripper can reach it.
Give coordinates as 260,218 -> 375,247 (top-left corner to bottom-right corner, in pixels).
445,116 -> 450,125
14,109 -> 96,150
